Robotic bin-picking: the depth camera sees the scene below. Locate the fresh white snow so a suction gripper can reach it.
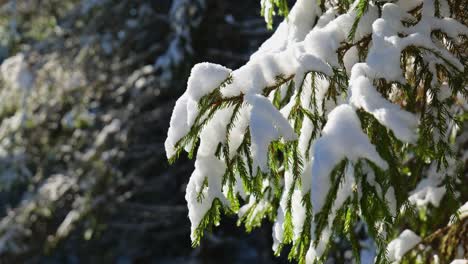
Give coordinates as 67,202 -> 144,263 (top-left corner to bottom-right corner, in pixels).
386,229 -> 421,262
164,0 -> 468,261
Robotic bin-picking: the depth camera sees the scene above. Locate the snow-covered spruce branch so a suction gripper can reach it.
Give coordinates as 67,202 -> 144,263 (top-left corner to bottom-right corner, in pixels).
166,0 -> 467,263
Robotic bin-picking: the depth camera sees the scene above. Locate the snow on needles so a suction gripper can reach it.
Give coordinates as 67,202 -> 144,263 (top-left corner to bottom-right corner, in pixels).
311,104 -> 388,213
387,229 -> 421,262
246,93 -> 297,173
164,0 -> 468,261
165,63 -> 231,158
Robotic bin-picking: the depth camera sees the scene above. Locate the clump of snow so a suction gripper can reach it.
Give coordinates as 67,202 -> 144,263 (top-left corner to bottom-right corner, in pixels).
387,229 -> 421,262
226,104 -> 250,158
343,46 -> 359,75
165,63 -> 231,158
449,202 -> 468,225
185,155 -> 227,241
303,3 -> 378,67
310,104 -> 388,213
450,260 -> 468,264
185,63 -> 231,126
457,202 -> 468,219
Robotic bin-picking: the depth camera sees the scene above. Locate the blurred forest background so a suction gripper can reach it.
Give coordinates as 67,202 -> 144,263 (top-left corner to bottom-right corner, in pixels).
0,0 -> 290,263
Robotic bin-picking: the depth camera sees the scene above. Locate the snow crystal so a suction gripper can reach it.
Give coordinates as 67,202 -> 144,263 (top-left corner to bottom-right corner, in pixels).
165,94 -> 190,158
253,0 -> 321,60
223,50 -> 304,97
385,187 -> 397,217
343,46 -> 359,75
221,0 -> 363,98
387,229 -> 421,262
197,108 -> 233,156
39,174 -> 74,202
165,63 -> 230,158
165,0 -> 468,257
306,162 -> 357,262
306,225 -> 332,262
449,202 -> 468,225
291,189 -> 306,239
227,104 -> 250,158
408,179 -> 446,207
260,0 -> 275,27
272,169 -> 293,251
396,0 -> 423,12
186,63 -> 231,126
409,157 -> 458,208
187,63 -> 231,101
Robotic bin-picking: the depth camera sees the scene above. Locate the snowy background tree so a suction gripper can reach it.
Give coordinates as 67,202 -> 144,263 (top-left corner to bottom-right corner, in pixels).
167,0 -> 468,263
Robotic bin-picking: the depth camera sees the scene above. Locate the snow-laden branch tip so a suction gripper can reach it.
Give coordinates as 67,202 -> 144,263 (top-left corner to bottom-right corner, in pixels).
165,0 -> 468,262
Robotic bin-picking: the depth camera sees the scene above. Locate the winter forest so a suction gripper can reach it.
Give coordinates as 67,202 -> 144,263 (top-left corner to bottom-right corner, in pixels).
0,0 -> 466,263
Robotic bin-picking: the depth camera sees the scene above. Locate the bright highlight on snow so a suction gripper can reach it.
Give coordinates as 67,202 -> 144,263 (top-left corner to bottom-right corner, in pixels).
165,0 -> 467,263
386,229 -> 421,262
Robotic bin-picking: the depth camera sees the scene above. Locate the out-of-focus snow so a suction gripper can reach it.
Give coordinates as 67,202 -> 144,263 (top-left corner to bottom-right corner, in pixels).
386,229 -> 421,262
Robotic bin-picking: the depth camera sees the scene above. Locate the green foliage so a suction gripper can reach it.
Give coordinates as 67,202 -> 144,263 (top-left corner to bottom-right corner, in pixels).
192,198 -> 224,247
261,0 -> 289,29
347,0 -> 369,42
169,0 -> 468,263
